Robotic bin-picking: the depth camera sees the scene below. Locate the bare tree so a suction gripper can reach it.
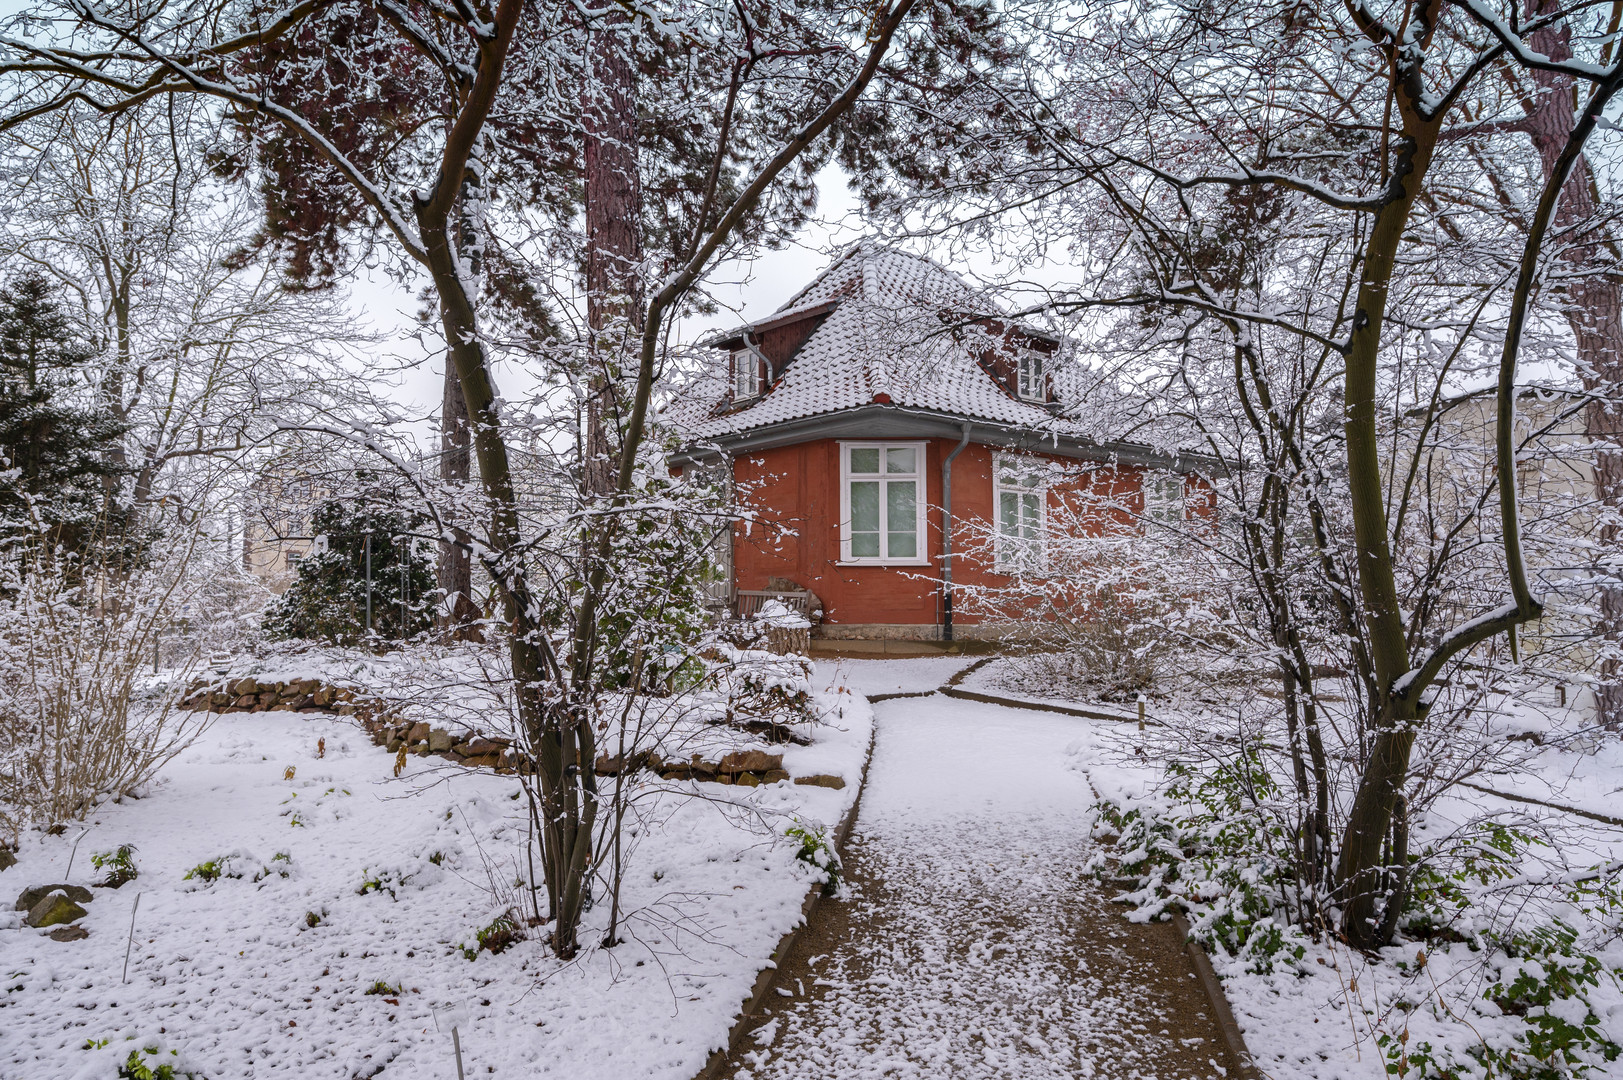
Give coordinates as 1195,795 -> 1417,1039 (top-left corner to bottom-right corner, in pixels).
2,0 -> 924,956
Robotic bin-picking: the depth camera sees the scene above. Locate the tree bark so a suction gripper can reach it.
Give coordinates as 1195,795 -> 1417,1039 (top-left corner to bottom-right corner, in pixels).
580,8 -> 645,497
1523,3 -> 1623,728
437,366 -> 476,630
1332,17 -> 1445,940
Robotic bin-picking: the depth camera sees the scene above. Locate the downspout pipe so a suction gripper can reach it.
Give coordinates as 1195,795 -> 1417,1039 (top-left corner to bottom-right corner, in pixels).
941,423 -> 972,643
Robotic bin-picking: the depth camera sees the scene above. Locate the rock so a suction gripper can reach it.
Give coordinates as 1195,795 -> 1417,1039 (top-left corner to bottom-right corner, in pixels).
762,769 -> 791,785
595,752 -> 641,776
463,753 -> 501,769
15,883 -> 92,911
465,737 -> 503,756
385,737 -> 402,753
49,925 -> 89,942
407,722 -> 431,745
735,772 -> 761,788
287,695 -> 314,710
0,848 -> 15,873
312,688 -> 333,707
231,677 -> 259,697
718,750 -> 783,775
257,691 -> 278,708
428,729 -> 454,753
25,892 -> 87,928
793,774 -> 846,790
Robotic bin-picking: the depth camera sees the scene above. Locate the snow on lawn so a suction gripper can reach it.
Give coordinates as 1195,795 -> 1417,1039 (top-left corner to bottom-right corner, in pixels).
810,656 -> 976,698
0,691 -> 871,1079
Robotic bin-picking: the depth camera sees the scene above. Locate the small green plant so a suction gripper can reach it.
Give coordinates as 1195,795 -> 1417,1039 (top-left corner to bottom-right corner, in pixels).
462,913 -> 522,960
83,1041 -> 199,1080
304,910 -> 322,929
182,856 -> 238,884
252,853 -> 293,883
363,980 -> 401,996
357,867 -> 411,898
90,844 -> 139,888
786,820 -> 840,896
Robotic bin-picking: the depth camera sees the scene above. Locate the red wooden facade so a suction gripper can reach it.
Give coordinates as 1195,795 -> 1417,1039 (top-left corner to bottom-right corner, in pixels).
730,438 -> 1204,637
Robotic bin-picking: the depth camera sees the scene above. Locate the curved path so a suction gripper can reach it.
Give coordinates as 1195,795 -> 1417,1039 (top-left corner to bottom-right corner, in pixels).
718,688 -> 1236,1080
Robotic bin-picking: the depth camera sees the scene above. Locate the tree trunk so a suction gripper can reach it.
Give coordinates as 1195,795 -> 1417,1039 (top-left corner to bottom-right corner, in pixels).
1333,72 -> 1443,944
437,368 -> 477,631
580,8 -> 645,497
1524,3 -> 1623,728
417,208 -> 588,956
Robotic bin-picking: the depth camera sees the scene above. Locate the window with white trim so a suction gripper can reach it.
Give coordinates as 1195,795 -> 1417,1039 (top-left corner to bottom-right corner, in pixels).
732,347 -> 760,401
1016,348 -> 1046,402
840,442 -> 926,563
1144,472 -> 1186,524
994,454 -> 1047,572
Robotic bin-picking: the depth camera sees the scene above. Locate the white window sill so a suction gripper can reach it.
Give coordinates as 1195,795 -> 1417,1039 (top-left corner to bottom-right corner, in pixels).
835,559 -> 931,568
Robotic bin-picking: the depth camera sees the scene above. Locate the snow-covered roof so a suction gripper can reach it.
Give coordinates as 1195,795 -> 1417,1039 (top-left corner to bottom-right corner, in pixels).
672,242 -> 1085,441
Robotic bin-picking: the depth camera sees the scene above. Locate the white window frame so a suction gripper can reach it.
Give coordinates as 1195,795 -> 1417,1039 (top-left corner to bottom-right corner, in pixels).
1016,347 -> 1046,402
838,441 -> 929,566
732,346 -> 761,401
993,453 -> 1048,573
1143,472 -> 1187,525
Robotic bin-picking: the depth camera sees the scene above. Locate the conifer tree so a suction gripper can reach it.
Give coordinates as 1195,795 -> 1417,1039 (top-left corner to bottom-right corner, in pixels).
0,272 -> 129,562
263,492 -> 436,647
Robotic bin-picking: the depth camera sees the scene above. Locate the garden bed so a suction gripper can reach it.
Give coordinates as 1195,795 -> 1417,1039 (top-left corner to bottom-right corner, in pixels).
0,649 -> 873,1079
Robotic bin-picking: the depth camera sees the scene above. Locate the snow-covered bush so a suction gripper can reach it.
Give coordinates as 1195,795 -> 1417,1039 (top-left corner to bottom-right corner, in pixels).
1091,752 -> 1309,974
262,492 -> 435,647
1095,748 -> 1623,1071
786,820 -> 840,897
0,533 -> 214,836
956,485 -> 1233,703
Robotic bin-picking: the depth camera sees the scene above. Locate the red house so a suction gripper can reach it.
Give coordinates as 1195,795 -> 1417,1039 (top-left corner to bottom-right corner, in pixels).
670,243 -> 1216,646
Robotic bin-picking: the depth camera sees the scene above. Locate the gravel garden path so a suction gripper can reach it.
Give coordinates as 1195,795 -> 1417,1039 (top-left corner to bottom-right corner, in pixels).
717,689 -> 1239,1080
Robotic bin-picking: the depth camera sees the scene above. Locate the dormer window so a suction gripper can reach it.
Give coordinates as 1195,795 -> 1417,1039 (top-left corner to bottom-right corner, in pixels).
732,347 -> 761,401
1017,348 -> 1045,402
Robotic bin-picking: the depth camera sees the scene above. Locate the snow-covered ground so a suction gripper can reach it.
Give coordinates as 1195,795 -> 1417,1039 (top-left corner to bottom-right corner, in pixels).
0,684 -> 871,1079
809,656 -> 978,699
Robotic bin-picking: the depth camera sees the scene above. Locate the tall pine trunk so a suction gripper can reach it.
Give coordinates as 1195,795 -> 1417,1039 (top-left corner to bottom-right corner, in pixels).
580,9 -> 644,498
1525,3 -> 1623,728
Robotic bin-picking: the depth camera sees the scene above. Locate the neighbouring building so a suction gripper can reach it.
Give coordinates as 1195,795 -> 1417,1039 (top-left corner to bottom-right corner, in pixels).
669,242 -> 1219,643
1422,384 -> 1602,717
242,471 -> 332,594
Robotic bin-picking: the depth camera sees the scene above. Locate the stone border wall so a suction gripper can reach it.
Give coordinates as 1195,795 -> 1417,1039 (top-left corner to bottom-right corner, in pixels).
180,677 -> 848,789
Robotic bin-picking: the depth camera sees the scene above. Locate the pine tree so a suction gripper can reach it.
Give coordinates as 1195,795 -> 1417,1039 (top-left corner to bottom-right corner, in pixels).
263,493 -> 437,646
0,272 -> 129,562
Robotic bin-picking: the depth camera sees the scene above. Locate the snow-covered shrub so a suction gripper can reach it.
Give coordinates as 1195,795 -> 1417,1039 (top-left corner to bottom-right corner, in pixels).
786,820 -> 840,897
0,532 -> 215,835
458,911 -> 524,960
1091,752 -> 1308,973
1381,917 -> 1623,1079
955,486 -> 1232,702
714,642 -> 815,730
1098,748 -> 1623,1069
182,854 -> 240,884
80,1038 -> 205,1080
